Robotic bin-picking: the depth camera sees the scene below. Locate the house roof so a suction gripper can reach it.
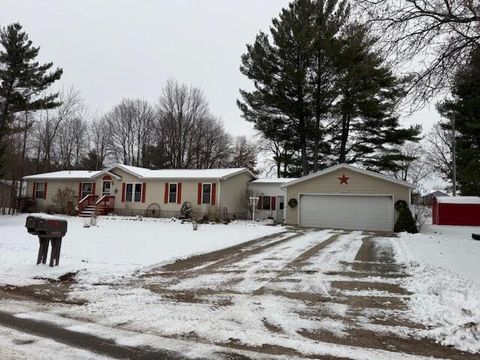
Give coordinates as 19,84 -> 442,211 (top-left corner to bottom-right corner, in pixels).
281,164 -> 415,189
23,170 -> 102,180
251,178 -> 298,184
23,164 -> 256,181
436,196 -> 480,204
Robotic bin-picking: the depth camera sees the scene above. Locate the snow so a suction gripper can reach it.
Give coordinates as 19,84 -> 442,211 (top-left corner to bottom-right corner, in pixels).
0,214 -> 283,287
251,178 -> 297,184
435,196 -> 480,204
389,222 -> 480,353
23,170 -> 101,180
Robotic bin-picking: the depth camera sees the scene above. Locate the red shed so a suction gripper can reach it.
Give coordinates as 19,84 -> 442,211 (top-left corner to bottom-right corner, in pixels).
432,196 -> 480,226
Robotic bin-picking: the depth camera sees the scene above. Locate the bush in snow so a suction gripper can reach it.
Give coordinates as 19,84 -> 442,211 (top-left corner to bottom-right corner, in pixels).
394,200 -> 418,233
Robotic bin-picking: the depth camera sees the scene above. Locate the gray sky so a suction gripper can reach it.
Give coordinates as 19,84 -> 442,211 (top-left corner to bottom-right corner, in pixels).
1,0 -> 440,137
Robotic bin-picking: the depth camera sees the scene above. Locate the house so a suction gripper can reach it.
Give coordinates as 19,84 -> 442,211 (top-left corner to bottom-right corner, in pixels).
23,164 -> 255,219
248,178 -> 297,222
282,164 -> 414,232
432,196 -> 480,226
421,190 -> 449,206
23,163 -> 415,231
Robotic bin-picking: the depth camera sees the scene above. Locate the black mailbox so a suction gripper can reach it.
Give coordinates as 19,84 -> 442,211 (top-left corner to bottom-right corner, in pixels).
25,215 -> 68,267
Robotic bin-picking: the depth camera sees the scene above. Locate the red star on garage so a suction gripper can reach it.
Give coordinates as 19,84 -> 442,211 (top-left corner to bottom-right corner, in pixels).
338,173 -> 349,185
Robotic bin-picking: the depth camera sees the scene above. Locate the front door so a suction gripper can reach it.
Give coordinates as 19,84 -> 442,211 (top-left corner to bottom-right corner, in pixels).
276,196 -> 285,223
102,180 -> 112,196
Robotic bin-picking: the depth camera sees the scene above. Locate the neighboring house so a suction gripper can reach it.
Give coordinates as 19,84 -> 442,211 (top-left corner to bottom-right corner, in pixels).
23,164 -> 255,219
421,190 -> 449,206
248,178 -> 297,222
282,164 -> 414,232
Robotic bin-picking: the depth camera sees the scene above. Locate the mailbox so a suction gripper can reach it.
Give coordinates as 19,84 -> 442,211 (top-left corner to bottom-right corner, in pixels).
25,215 -> 68,267
26,216 -> 67,238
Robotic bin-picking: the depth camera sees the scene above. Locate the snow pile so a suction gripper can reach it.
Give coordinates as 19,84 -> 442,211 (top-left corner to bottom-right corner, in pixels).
392,227 -> 480,353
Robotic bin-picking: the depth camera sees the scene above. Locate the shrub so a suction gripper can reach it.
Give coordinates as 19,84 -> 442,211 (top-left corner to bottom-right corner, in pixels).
394,202 -> 418,234
52,187 -> 76,215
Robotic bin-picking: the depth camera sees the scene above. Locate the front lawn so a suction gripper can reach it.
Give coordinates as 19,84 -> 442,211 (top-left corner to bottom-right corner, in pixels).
0,214 -> 283,287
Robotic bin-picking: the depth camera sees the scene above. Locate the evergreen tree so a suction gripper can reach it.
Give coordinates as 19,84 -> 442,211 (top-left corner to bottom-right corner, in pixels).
332,24 -> 421,171
0,23 -> 62,171
438,47 -> 480,195
238,0 -> 420,177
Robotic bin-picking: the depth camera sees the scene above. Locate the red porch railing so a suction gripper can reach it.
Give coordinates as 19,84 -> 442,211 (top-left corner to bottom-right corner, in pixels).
95,195 -> 115,215
78,194 -> 99,214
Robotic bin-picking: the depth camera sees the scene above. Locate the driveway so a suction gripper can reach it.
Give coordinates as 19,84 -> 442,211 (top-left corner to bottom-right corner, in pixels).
0,229 -> 477,359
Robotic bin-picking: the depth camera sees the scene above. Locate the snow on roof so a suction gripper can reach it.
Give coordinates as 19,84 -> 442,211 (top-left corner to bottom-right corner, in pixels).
436,196 -> 480,204
251,178 -> 298,184
24,165 -> 254,181
282,164 -> 415,189
23,170 -> 102,180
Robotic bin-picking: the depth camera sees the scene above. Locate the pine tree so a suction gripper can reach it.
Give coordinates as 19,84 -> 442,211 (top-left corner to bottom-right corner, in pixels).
332,24 -> 421,171
0,23 -> 62,171
437,47 -> 480,195
238,0 -> 420,177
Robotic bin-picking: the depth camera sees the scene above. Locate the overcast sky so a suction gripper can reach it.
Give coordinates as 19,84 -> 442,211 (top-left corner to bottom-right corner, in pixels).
1,0 -> 440,138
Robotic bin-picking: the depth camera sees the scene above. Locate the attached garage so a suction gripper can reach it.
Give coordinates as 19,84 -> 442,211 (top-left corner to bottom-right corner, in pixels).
283,164 -> 414,232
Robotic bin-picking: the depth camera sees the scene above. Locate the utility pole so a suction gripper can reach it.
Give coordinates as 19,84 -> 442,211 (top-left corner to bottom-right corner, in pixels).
452,114 -> 457,196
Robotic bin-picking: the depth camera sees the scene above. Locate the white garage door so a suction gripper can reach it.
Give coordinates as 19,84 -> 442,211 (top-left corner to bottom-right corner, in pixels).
299,195 -> 393,231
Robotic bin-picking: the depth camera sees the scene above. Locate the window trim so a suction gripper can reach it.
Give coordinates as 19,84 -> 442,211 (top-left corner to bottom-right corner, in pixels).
168,182 -> 178,204
125,182 -> 143,203
201,183 -> 212,205
35,182 -> 45,199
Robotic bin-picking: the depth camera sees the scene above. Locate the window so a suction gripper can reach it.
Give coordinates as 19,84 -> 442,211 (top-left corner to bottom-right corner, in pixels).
169,183 -> 177,203
257,196 -> 275,211
81,183 -> 93,199
35,182 -> 45,199
126,183 -> 142,202
202,183 -> 211,204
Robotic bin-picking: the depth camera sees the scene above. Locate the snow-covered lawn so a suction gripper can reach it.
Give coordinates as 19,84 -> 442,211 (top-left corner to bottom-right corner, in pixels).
391,221 -> 480,353
0,214 -> 283,287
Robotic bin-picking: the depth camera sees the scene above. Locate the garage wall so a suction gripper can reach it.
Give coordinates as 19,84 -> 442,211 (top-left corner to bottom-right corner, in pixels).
285,168 -> 410,226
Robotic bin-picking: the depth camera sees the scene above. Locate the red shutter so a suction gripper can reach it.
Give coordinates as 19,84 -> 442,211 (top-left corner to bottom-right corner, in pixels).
121,183 -> 126,202
211,183 -> 216,205
177,183 -> 182,204
142,183 -> 146,203
43,182 -> 48,199
78,182 -> 82,199
271,196 -> 276,211
257,196 -> 262,210
32,182 -> 36,199
164,183 -> 169,204
197,183 -> 202,205
92,182 -> 96,195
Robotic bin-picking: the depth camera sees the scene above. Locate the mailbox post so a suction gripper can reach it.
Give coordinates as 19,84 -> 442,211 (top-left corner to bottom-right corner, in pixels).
26,215 -> 68,267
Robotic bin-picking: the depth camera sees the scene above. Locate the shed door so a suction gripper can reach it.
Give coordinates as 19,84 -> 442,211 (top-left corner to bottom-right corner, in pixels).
299,195 -> 393,231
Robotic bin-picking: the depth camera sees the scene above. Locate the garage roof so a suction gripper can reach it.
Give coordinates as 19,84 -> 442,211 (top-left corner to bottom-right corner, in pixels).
281,164 -> 415,189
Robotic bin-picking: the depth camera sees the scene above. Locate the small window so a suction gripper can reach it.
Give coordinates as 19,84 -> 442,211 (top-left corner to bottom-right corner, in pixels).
169,183 -> 177,203
202,183 -> 211,204
126,183 -> 142,202
81,183 -> 93,199
257,196 -> 271,211
134,183 -> 142,202
35,182 -> 45,199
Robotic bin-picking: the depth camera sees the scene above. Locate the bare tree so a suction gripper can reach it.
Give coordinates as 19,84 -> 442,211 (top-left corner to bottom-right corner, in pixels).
155,80 -> 232,169
105,99 -> 154,166
386,141 -> 430,188
229,136 -> 258,174
425,123 -> 455,185
357,0 -> 480,104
